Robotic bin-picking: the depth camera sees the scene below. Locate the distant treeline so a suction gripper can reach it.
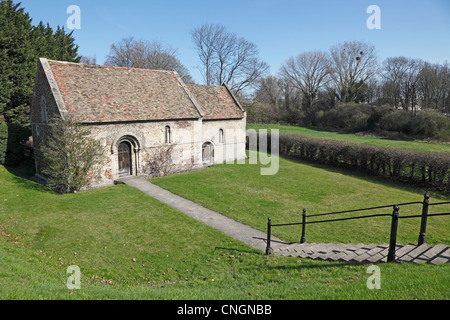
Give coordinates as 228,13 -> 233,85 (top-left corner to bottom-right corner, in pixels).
243,41 -> 450,140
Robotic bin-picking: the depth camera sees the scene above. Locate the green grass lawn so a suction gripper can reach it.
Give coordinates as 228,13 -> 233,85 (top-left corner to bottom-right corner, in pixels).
152,154 -> 450,246
248,124 -> 450,154
1,161 -> 449,300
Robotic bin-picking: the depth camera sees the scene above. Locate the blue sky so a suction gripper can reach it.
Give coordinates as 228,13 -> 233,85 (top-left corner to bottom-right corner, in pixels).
19,0 -> 450,84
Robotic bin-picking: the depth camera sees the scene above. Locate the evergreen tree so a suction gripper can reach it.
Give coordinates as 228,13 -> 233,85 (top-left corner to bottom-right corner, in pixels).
0,0 -> 36,126
0,0 -> 80,127
52,26 -> 80,62
31,22 -> 81,62
0,0 -> 80,165
31,22 -> 56,60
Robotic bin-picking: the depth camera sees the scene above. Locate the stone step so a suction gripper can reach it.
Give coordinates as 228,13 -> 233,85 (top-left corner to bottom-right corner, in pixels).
273,242 -> 449,265
397,244 -> 431,263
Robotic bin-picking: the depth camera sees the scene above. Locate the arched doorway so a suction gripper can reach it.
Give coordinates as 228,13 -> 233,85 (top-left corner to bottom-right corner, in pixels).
118,141 -> 132,177
202,142 -> 214,164
112,135 -> 141,178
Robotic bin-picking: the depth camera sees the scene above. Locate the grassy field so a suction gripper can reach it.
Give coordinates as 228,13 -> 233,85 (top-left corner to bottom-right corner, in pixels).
152,154 -> 450,246
248,124 -> 450,154
1,159 -> 449,300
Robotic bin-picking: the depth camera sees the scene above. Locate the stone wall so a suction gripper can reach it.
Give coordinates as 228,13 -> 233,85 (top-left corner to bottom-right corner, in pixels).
86,116 -> 246,189
30,59 -> 247,190
30,59 -> 66,177
202,117 -> 247,164
86,119 -> 203,188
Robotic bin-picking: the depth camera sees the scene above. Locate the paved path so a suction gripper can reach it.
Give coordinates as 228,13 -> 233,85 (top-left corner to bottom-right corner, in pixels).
117,176 -> 449,265
116,176 -> 289,252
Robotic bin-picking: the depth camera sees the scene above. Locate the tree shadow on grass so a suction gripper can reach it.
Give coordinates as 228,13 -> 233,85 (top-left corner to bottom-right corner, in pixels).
215,247 -> 262,255
4,161 -> 53,194
258,260 -> 375,270
216,245 -> 377,270
280,153 -> 449,199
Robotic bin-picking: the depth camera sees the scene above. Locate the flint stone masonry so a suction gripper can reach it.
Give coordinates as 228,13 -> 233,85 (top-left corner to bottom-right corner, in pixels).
30,58 -> 246,189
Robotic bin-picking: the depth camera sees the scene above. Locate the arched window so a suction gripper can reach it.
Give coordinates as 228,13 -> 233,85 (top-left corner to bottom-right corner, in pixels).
219,129 -> 224,143
165,126 -> 171,144
40,96 -> 47,124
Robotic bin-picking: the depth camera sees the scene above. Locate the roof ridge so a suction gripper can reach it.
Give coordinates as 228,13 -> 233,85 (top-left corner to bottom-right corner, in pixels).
45,58 -> 176,73
173,71 -> 205,118
39,58 -> 69,120
223,83 -> 245,112
186,82 -> 245,120
186,83 -> 223,89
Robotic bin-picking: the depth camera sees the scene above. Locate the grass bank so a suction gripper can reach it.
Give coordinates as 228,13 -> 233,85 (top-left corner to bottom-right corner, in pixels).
152,154 -> 449,246
248,124 -> 450,154
0,164 -> 449,300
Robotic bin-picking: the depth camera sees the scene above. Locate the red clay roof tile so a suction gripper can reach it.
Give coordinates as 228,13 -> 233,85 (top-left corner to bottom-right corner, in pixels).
45,59 -> 244,123
47,60 -> 201,123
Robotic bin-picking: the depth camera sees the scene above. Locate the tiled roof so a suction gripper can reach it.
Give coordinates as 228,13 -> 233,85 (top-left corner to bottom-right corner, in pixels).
186,84 -> 245,120
46,59 -> 203,123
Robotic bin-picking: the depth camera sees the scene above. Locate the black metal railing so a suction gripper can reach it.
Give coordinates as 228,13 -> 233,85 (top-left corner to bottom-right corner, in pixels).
265,194 -> 450,262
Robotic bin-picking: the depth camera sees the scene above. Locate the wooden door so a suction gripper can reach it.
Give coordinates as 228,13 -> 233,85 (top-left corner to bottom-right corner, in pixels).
118,142 -> 132,177
202,142 -> 214,164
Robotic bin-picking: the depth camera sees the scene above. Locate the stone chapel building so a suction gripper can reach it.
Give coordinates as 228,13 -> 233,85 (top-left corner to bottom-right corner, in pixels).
30,58 -> 246,188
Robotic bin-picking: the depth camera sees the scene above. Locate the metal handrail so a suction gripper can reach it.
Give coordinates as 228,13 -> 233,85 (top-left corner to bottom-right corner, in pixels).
271,213 -> 391,227
265,194 -> 450,262
306,201 -> 422,218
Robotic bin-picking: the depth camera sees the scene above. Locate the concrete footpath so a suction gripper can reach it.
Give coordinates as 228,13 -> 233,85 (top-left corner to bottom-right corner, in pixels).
116,176 -> 449,264
116,176 -> 288,253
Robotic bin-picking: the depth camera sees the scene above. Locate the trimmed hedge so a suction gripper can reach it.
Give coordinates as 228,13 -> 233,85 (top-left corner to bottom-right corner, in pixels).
257,133 -> 450,192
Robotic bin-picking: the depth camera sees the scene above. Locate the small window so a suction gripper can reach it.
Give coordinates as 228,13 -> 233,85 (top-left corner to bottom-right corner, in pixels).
219,129 -> 224,143
40,96 -> 47,124
165,126 -> 171,144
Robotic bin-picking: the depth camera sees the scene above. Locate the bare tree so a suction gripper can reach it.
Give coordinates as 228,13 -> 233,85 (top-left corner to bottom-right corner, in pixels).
418,61 -> 450,113
249,76 -> 284,123
435,62 -> 450,114
418,62 -> 439,110
279,78 -> 304,124
400,58 -> 423,113
142,144 -> 177,177
255,76 -> 283,106
279,51 -> 331,121
191,23 -> 269,94
105,37 -> 194,83
383,56 -> 423,112
329,41 -> 379,103
382,56 -> 409,108
80,54 -> 97,65
191,24 -> 223,86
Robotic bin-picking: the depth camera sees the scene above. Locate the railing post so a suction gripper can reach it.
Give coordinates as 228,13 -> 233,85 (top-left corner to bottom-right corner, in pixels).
266,217 -> 272,255
387,205 -> 400,263
300,208 -> 306,243
418,194 -> 430,246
